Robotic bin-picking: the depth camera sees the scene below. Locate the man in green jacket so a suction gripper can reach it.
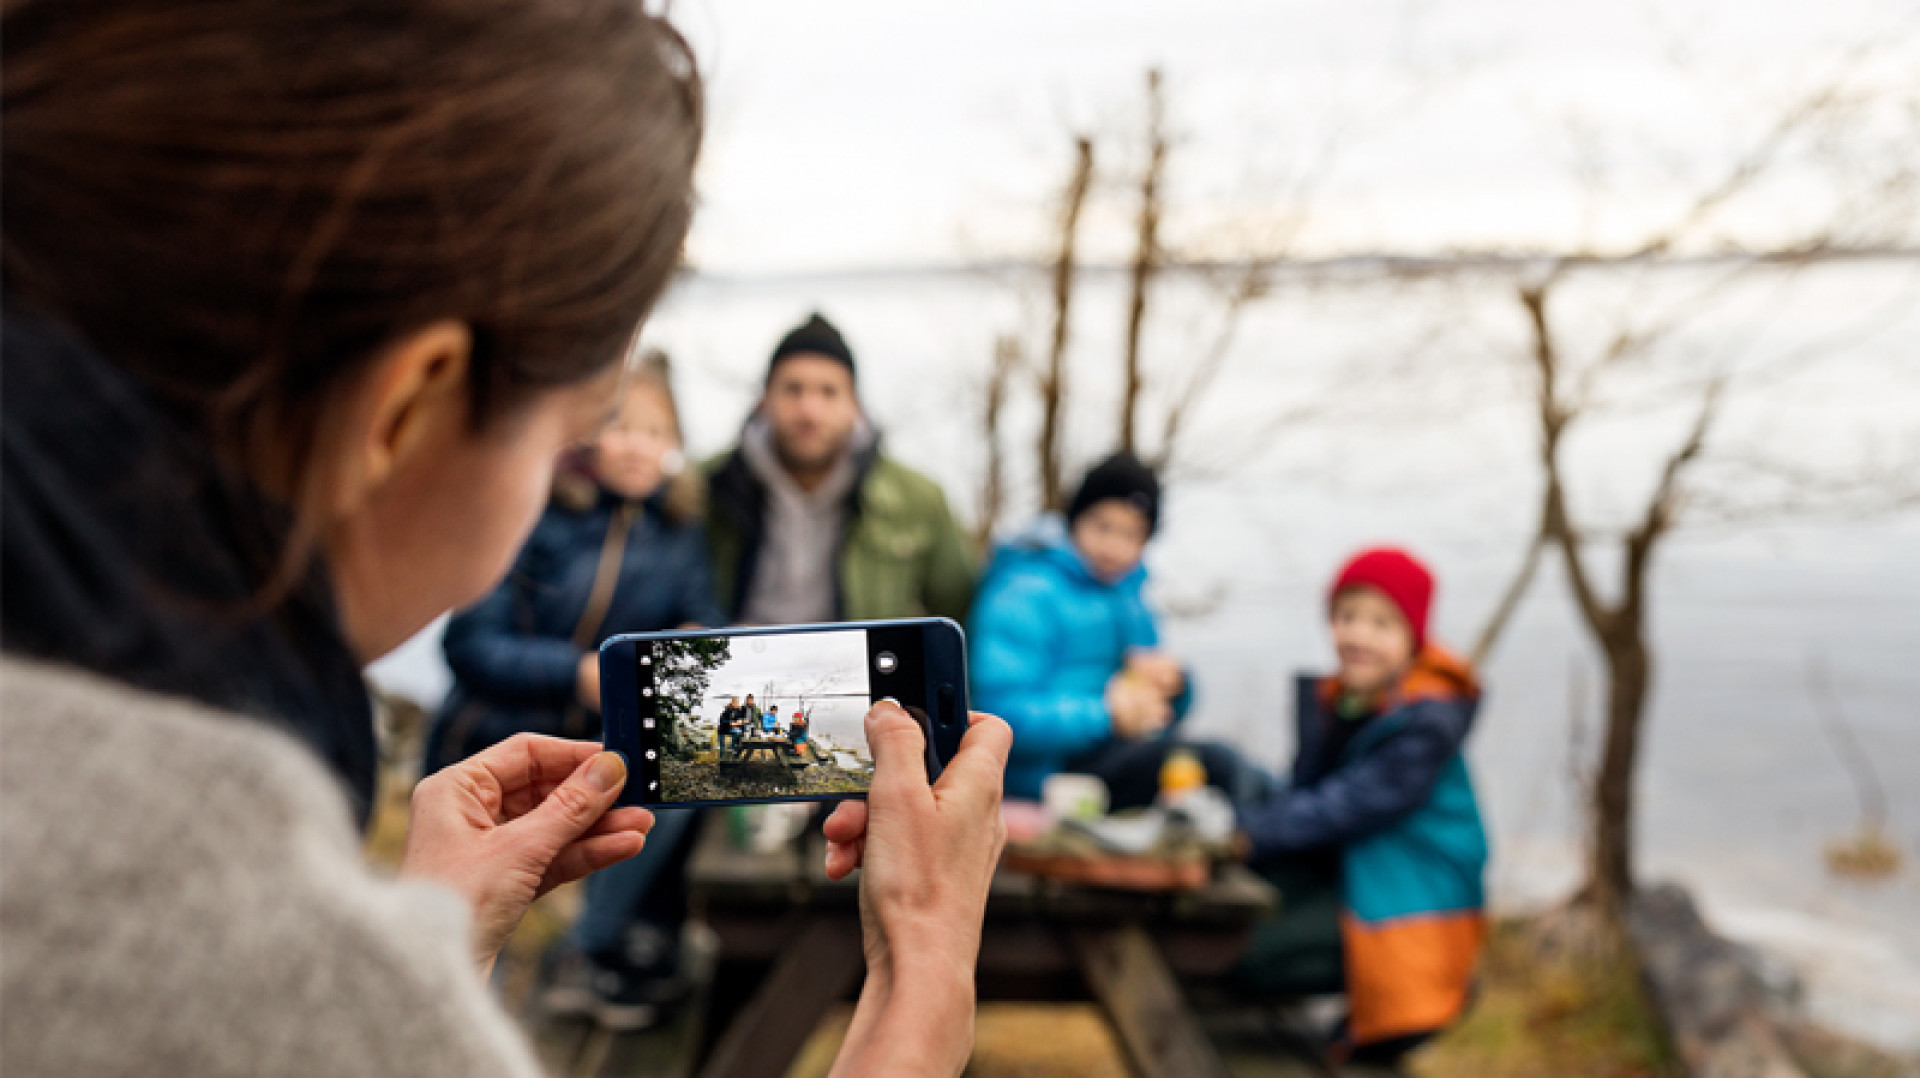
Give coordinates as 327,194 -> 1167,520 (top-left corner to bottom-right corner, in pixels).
706,313 -> 977,626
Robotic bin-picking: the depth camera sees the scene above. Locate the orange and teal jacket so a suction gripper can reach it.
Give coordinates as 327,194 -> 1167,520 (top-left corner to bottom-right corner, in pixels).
1237,645 -> 1488,1047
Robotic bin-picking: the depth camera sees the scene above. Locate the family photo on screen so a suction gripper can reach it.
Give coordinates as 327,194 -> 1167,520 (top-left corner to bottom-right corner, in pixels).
646,630 -> 877,803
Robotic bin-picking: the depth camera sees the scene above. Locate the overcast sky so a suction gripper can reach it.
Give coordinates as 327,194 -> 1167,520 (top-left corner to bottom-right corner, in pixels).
667,0 -> 1917,272
701,629 -> 870,700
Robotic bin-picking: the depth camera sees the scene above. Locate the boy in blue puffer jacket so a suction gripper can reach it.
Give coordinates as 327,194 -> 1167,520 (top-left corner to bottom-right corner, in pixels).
970,453 -> 1242,806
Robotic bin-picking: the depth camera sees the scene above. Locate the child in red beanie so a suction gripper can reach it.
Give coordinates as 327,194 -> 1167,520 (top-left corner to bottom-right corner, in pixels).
1232,547 -> 1488,1065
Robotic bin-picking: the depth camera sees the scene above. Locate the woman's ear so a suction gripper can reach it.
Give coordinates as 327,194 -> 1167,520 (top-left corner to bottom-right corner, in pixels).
331,321 -> 474,515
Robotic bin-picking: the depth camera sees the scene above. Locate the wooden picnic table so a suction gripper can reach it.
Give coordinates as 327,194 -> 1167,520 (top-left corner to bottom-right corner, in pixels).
719,735 -> 804,764
683,819 -> 1280,1078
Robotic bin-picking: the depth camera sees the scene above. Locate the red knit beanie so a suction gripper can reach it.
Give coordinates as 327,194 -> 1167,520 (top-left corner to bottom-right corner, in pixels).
1328,547 -> 1434,649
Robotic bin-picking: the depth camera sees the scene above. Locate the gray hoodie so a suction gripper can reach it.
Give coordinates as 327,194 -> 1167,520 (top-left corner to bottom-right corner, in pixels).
736,414 -> 875,626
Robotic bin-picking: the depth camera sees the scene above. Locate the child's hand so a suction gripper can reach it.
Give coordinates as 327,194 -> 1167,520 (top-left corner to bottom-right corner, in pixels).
575,653 -> 601,711
1125,650 -> 1186,700
1106,673 -> 1173,739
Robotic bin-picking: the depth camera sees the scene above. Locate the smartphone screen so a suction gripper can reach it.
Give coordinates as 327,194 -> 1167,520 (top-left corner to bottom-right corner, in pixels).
601,619 -> 967,807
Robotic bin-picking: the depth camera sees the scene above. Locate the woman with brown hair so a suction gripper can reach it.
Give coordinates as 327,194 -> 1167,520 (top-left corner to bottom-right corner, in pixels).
0,2 -> 1010,1076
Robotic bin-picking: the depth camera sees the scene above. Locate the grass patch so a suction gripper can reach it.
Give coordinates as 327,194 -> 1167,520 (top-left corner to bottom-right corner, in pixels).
1409,917 -> 1677,1078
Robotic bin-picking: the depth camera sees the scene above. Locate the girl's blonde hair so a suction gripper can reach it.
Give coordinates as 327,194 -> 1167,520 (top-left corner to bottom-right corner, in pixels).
629,349 -> 707,523
553,348 -> 706,522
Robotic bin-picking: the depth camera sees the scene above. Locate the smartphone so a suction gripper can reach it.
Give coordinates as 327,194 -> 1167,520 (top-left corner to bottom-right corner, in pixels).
599,618 -> 969,808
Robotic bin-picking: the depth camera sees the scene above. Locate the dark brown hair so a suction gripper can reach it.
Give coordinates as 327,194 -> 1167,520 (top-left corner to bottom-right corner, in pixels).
3,0 -> 704,578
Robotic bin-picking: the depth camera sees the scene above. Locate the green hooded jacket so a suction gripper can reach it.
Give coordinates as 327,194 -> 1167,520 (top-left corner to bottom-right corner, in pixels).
704,444 -> 977,624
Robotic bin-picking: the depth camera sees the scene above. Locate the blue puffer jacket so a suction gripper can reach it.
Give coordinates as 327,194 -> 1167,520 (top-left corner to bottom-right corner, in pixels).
425,484 -> 725,770
968,519 -> 1191,799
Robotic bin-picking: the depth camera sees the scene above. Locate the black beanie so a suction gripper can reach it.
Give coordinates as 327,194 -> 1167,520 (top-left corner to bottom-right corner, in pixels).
1066,452 -> 1160,535
767,312 -> 856,383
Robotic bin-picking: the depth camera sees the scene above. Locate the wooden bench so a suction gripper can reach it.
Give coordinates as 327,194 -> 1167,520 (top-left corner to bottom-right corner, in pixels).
686,822 -> 1280,1078
526,822 -> 1394,1078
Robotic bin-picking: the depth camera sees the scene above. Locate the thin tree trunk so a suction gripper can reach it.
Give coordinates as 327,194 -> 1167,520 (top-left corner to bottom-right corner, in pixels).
1806,652 -> 1889,833
976,335 -> 1020,549
1588,630 -> 1650,913
1038,136 -> 1095,512
1119,68 -> 1166,455
1471,523 -> 1547,666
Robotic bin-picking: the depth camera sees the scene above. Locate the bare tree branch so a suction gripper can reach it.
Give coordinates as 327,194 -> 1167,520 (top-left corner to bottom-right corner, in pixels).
1471,521 -> 1548,667
1036,136 -> 1095,512
975,334 -> 1022,549
1621,376 -> 1723,618
1119,68 -> 1168,454
1806,651 -> 1888,834
1151,268 -> 1259,472
1521,279 -> 1614,638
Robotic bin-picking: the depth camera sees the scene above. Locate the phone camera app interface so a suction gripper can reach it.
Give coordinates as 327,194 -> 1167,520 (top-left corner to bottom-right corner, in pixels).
636,629 -> 876,804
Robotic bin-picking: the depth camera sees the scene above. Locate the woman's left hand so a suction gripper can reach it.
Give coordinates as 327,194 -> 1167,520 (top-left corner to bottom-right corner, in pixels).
400,734 -> 653,970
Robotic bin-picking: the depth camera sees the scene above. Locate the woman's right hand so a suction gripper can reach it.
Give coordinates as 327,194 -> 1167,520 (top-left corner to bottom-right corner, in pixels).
819,702 -> 1011,1078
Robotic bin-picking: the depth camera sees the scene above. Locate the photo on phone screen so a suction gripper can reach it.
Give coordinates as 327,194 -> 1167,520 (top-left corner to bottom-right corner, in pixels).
603,618 -> 968,808
638,628 -> 874,803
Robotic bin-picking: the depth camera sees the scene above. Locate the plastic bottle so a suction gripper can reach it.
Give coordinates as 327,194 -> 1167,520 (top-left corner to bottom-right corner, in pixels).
1158,748 -> 1205,802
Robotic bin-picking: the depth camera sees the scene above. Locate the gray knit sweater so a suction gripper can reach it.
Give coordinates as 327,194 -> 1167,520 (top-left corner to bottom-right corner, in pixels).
0,659 -> 544,1077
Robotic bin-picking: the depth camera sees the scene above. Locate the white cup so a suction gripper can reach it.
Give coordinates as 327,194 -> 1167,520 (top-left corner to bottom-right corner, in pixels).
1042,773 -> 1110,823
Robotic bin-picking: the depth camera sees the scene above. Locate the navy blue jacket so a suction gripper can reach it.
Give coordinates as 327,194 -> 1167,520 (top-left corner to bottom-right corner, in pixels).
427,485 -> 724,767
1238,648 -> 1481,856
1236,648 -> 1489,1044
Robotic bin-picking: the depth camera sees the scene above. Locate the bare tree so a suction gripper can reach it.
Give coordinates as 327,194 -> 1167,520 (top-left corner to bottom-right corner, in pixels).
1469,47 -> 1920,914
1806,652 -> 1902,879
1118,68 -> 1167,454
975,333 -> 1022,548
1132,70 -> 1364,478
1526,277 -> 1728,913
1036,136 -> 1096,511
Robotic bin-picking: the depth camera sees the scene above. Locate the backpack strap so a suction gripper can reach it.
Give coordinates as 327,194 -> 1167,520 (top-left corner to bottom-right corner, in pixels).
558,500 -> 637,738
571,500 -> 638,651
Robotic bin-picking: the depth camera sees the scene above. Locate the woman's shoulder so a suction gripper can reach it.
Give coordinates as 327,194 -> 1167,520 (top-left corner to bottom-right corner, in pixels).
0,658 -> 542,1078
0,659 -> 359,854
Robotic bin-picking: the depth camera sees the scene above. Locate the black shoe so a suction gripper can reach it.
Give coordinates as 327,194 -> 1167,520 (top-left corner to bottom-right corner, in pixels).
588,959 -> 664,1033
538,945 -> 600,1021
591,924 -> 695,1032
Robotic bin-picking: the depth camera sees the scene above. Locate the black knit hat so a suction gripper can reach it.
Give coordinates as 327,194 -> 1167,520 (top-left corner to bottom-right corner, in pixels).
767,312 -> 856,383
1066,452 -> 1161,535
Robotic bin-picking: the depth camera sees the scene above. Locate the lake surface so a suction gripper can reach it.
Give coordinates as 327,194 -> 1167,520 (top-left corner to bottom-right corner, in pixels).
370,260 -> 1920,1046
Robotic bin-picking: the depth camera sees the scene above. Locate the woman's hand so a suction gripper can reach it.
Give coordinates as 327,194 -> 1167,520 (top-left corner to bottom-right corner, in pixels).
400,734 -> 652,970
819,702 -> 1011,1078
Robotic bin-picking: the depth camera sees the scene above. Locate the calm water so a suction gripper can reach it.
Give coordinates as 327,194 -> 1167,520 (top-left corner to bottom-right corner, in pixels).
370,260 -> 1920,1046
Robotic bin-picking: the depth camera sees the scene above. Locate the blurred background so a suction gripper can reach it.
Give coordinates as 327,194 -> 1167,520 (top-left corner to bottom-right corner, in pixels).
371,0 -> 1920,1055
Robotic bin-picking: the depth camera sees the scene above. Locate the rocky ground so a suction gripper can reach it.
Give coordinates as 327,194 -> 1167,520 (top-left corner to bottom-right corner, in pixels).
661,751 -> 870,803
